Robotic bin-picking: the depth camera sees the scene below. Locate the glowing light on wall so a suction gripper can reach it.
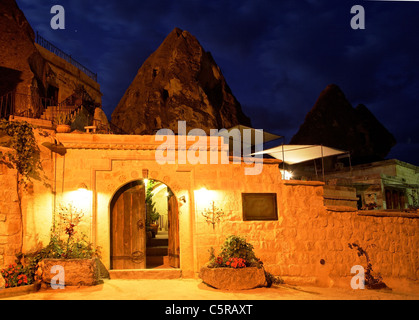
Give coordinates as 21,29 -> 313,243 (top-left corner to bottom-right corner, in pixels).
64,184 -> 92,215
194,187 -> 214,207
194,187 -> 225,228
281,170 -> 293,180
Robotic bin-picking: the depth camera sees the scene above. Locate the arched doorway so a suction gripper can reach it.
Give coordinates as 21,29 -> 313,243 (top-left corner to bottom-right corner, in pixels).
110,179 -> 179,270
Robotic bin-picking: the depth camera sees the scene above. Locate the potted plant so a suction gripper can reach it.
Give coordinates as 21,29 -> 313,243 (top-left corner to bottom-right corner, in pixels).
0,257 -> 40,298
54,113 -> 72,133
146,180 -> 160,238
199,235 -> 283,290
33,203 -> 101,288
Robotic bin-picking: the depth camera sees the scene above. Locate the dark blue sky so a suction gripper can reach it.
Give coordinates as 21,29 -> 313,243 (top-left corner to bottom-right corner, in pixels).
17,0 -> 419,165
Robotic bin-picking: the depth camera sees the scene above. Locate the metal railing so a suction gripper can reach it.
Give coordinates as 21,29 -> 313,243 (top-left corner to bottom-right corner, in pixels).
1,90 -> 53,119
0,90 -> 15,119
35,32 -> 98,82
1,90 -> 126,134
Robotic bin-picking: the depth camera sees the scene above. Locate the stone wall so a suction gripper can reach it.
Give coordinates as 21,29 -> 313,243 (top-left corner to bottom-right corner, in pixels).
0,131 -> 417,291
35,44 -> 102,105
0,162 -> 21,268
194,177 -> 419,290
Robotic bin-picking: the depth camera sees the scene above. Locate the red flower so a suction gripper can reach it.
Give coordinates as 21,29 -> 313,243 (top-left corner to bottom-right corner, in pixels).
227,257 -> 247,268
215,257 -> 223,265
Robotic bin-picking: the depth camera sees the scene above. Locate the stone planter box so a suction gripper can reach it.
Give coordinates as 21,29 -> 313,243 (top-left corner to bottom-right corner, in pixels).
0,283 -> 41,299
39,259 -> 100,287
199,266 -> 267,290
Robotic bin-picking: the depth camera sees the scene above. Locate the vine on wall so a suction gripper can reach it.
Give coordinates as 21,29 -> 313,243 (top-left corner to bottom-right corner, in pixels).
0,119 -> 42,184
0,120 -> 43,254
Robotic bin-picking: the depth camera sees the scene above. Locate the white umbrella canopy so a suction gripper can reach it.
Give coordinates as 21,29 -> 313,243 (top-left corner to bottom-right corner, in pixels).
253,144 -> 348,164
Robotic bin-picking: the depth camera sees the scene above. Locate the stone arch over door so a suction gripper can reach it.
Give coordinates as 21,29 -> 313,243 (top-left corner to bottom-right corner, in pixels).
109,178 -> 180,270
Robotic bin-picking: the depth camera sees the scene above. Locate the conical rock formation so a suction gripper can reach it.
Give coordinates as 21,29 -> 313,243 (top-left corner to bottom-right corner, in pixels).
111,28 -> 251,135
291,84 -> 396,164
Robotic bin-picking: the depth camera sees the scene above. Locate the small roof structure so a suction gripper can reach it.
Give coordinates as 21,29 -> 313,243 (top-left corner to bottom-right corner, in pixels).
253,144 -> 348,165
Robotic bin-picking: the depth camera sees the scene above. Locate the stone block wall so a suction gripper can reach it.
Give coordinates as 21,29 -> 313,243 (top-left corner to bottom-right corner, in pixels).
195,174 -> 419,290
1,131 -> 417,292
0,163 -> 21,269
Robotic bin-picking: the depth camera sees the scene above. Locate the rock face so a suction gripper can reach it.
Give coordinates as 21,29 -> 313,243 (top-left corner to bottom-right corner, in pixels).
0,0 -> 50,114
290,84 -> 396,164
111,28 -> 251,135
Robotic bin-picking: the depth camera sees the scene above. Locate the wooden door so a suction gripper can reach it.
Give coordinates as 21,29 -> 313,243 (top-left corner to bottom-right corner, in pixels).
111,182 -> 146,269
167,193 -> 180,268
385,189 -> 392,209
392,190 -> 400,210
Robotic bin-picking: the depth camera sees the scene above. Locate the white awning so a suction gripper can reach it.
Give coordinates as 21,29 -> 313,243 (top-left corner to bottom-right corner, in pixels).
253,144 -> 348,164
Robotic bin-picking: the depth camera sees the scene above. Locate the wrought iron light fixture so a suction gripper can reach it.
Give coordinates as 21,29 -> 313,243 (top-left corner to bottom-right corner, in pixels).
201,201 -> 225,229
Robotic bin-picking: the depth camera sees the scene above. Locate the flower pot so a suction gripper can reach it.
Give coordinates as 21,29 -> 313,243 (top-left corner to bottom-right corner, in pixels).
39,258 -> 100,287
56,124 -> 71,133
150,223 -> 159,238
0,283 -> 41,299
199,266 -> 267,290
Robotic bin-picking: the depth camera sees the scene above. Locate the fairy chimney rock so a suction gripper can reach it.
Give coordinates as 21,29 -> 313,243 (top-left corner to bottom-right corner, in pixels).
111,28 -> 251,135
291,84 -> 396,164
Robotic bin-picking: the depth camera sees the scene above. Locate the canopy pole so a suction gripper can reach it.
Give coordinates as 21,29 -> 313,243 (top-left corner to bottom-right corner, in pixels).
314,159 -> 318,178
321,144 -> 325,182
281,137 -> 285,179
348,152 -> 353,174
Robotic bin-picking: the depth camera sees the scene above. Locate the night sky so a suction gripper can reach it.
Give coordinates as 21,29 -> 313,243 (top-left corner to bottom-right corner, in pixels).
16,0 -> 419,165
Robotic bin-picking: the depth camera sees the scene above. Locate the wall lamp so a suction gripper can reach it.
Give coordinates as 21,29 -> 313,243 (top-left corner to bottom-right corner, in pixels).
78,183 -> 88,191
179,195 -> 186,204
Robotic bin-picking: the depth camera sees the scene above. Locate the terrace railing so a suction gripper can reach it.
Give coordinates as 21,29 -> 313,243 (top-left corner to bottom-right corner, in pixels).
0,90 -> 15,119
1,90 -> 126,134
35,32 -> 98,82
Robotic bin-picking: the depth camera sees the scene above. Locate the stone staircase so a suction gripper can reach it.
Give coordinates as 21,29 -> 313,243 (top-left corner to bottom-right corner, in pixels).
146,231 -> 169,268
9,115 -> 53,129
108,231 -> 181,279
40,105 -> 80,121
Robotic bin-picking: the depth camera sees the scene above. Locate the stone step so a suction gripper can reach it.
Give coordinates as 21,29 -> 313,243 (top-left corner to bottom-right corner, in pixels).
147,237 -> 168,247
9,116 -> 53,129
109,268 -> 181,279
146,246 -> 168,256
146,255 -> 164,267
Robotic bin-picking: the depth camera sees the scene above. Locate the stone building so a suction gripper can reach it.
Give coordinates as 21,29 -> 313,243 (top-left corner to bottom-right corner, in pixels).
1,0 -> 418,293
0,129 -> 418,291
321,159 -> 419,211
0,0 -> 102,128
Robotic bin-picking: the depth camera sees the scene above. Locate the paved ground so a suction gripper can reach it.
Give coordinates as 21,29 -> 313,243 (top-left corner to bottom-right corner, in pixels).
3,278 -> 419,300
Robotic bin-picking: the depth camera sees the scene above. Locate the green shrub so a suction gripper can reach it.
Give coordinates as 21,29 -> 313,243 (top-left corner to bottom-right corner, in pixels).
207,235 -> 262,268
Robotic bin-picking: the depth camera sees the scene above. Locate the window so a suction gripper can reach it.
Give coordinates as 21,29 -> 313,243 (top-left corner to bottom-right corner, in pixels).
242,193 -> 278,221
